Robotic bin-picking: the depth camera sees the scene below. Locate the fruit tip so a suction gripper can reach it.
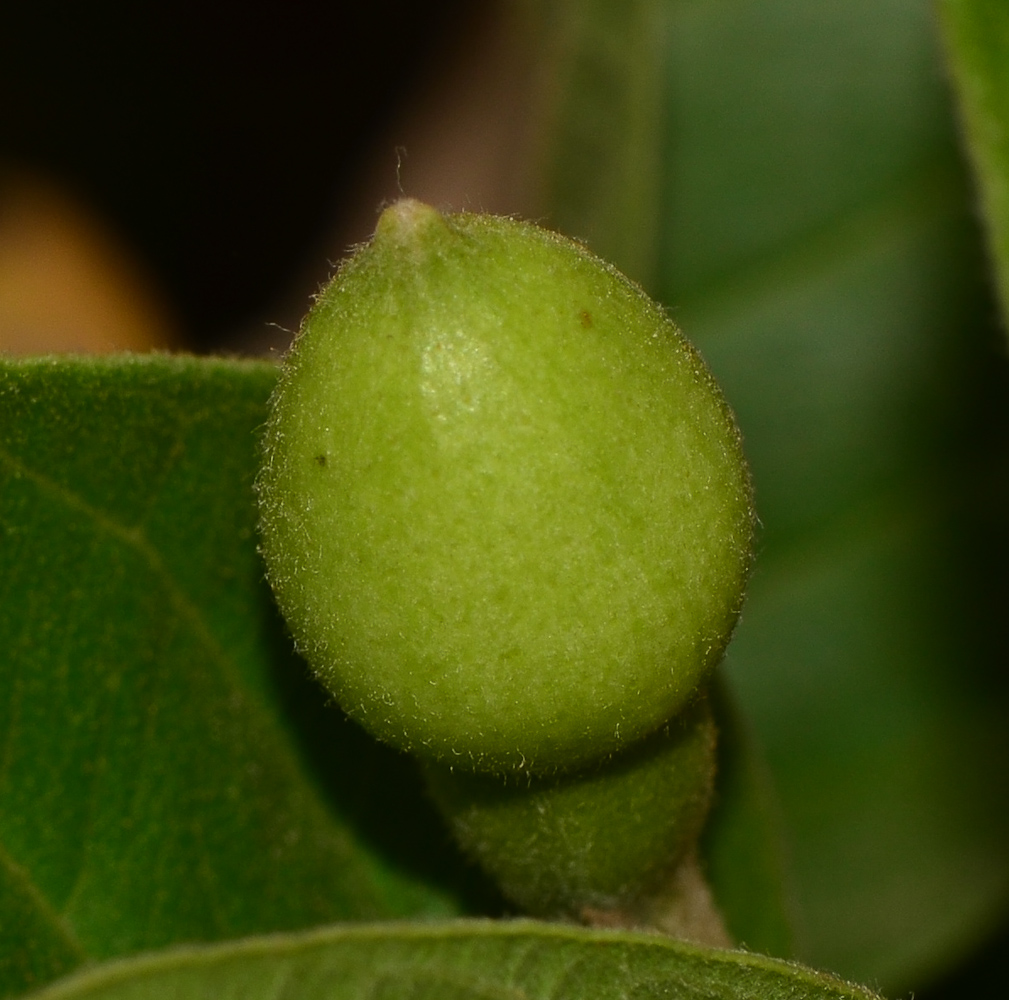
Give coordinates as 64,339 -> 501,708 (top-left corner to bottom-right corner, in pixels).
375,198 -> 446,244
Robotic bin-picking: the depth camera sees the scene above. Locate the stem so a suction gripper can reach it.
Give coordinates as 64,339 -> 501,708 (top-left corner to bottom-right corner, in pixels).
583,851 -> 731,948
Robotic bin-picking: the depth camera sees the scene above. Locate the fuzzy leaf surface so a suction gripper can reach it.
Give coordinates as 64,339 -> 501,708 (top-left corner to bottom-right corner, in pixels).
0,356 -> 463,998
26,920 -> 881,1000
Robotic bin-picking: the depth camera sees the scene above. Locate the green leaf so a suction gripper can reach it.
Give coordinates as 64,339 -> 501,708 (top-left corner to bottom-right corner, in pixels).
939,0 -> 1009,333
530,0 -> 668,287
659,2 -> 1009,990
25,920 -> 882,1000
702,678 -> 795,961
0,356 -> 467,998
532,0 -> 1009,991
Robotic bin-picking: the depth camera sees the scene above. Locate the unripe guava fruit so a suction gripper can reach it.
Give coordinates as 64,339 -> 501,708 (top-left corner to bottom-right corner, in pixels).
424,697 -> 717,918
257,199 -> 753,775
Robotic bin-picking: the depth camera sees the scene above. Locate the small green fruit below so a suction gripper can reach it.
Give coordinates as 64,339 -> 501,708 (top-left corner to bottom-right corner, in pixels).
257,199 -> 753,774
424,698 -> 718,920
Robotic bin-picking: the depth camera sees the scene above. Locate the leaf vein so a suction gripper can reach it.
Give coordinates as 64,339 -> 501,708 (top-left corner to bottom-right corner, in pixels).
0,443 -> 242,701
0,838 -> 88,963
0,439 -> 288,939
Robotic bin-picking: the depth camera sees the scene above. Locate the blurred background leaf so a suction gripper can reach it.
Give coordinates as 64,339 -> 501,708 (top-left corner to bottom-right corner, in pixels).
701,678 -> 796,961
940,0 -> 1009,336
531,0 -> 1009,992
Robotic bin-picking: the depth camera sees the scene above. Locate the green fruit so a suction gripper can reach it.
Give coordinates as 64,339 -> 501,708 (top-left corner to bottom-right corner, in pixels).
257,199 -> 753,774
424,697 -> 718,919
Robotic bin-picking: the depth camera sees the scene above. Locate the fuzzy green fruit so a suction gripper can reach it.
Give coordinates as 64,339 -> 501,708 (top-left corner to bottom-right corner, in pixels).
258,199 -> 753,774
424,697 -> 717,920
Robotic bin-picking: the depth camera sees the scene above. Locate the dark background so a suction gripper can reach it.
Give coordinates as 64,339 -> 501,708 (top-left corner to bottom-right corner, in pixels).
0,0 -> 478,352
